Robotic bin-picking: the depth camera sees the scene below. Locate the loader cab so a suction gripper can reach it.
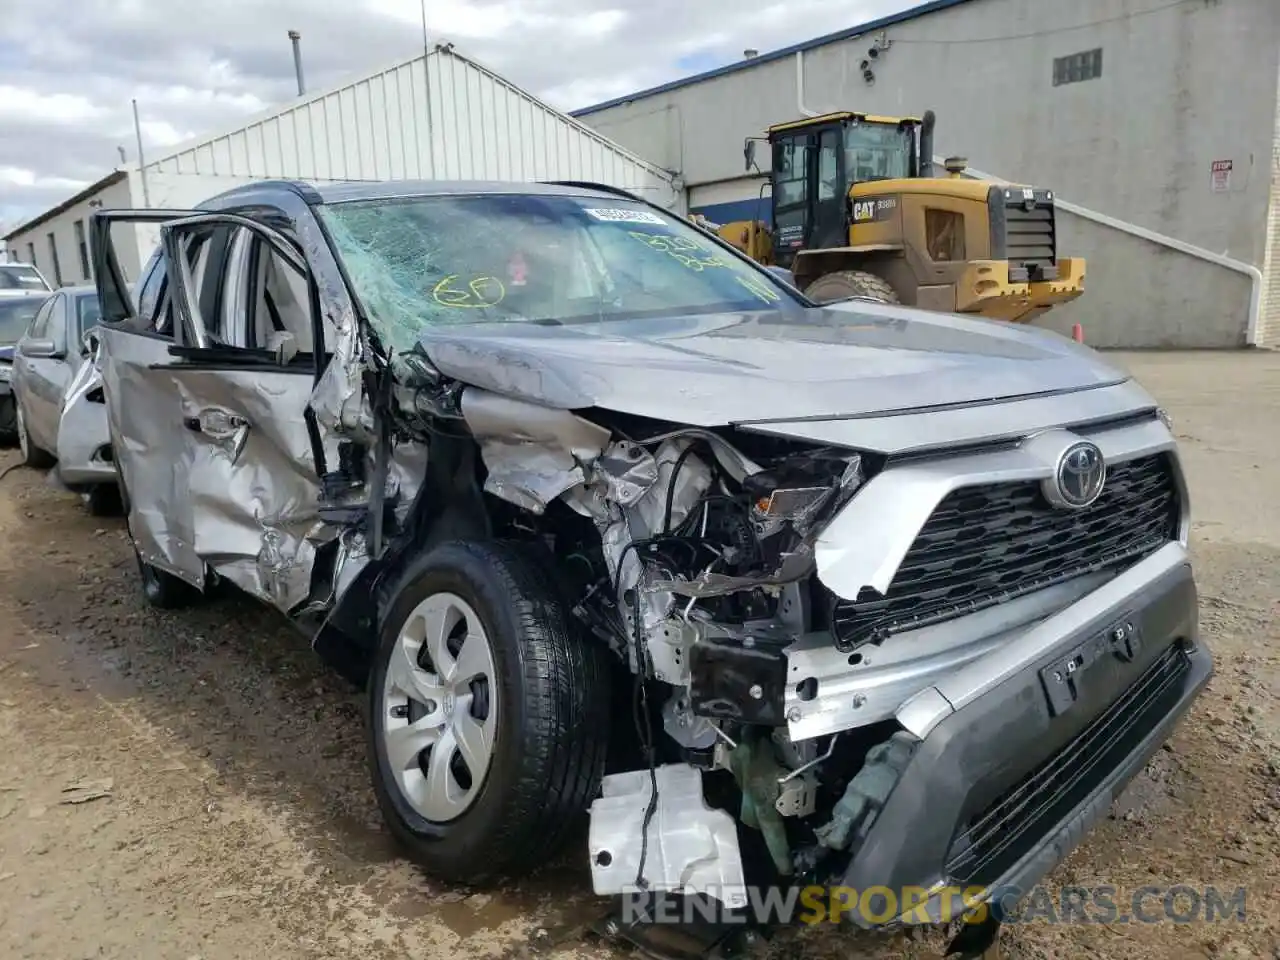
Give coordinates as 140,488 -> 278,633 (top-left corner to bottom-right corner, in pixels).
765,112 -> 921,269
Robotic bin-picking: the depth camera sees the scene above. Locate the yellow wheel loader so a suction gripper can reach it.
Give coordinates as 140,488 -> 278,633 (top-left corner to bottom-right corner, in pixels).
707,110 -> 1085,323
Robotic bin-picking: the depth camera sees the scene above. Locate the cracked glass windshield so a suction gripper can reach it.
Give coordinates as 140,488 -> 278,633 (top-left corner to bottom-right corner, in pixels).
318,193 -> 797,352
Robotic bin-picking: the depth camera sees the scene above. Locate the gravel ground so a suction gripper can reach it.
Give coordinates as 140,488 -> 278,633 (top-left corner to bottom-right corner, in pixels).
0,350 -> 1277,960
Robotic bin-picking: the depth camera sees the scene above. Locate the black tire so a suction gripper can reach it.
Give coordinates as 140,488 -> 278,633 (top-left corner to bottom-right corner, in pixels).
0,396 -> 16,445
117,474 -> 201,609
136,553 -> 202,609
84,484 -> 122,517
804,269 -> 901,305
15,402 -> 54,468
368,539 -> 611,886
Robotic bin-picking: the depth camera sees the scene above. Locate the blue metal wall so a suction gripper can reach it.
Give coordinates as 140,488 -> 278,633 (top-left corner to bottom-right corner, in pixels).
690,198 -> 772,226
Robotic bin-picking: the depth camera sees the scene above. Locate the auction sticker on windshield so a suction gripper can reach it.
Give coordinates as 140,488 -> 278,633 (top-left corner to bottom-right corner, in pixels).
584,208 -> 667,225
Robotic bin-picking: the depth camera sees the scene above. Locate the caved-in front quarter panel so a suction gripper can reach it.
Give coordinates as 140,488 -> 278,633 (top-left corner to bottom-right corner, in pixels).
97,328 -> 204,586
172,367 -> 336,613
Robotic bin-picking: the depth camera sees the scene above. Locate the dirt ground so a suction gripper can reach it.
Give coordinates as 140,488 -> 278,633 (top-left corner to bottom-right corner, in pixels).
0,350 -> 1278,960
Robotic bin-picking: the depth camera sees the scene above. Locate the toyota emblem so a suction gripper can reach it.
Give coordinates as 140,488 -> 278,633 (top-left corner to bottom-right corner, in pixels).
1042,441 -> 1106,510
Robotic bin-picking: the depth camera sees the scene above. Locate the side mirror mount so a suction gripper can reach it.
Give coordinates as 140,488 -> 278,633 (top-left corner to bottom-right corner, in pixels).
21,337 -> 63,360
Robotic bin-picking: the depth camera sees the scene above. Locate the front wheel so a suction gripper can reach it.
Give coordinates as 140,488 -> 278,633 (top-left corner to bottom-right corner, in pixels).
15,403 -> 54,468
368,540 -> 611,886
117,474 -> 200,609
804,269 -> 901,305
84,484 -> 122,517
0,396 -> 17,445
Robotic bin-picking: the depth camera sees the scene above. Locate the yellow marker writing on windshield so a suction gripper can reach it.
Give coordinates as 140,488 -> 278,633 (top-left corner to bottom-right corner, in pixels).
628,231 -> 728,271
735,274 -> 782,304
433,274 -> 506,308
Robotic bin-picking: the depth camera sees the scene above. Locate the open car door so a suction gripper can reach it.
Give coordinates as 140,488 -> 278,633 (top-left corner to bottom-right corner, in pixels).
147,211 -> 340,612
89,209 -> 207,589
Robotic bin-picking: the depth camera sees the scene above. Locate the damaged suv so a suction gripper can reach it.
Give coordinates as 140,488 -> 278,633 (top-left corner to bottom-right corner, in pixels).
89,180 -> 1209,940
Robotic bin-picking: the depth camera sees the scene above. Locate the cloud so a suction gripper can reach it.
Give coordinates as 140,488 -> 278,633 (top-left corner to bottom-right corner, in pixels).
0,167 -> 90,191
0,86 -> 104,125
1,0 -> 915,231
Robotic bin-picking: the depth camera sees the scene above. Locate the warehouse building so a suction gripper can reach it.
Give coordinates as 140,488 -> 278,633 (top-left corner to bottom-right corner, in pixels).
574,0 -> 1280,349
4,45 -> 681,285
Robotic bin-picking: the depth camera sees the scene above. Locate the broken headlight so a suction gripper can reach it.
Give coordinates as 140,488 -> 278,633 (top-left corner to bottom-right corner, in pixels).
744,454 -> 864,539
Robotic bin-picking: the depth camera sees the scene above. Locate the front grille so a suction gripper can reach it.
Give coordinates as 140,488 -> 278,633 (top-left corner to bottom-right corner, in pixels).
945,643 -> 1191,886
1004,201 -> 1056,269
830,454 -> 1180,651
988,185 -> 1058,278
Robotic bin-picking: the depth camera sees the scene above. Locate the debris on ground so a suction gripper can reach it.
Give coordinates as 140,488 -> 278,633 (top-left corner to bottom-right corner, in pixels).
59,777 -> 113,805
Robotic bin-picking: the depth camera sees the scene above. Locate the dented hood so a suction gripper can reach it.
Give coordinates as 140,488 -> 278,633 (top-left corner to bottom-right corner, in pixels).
416,302 -> 1129,428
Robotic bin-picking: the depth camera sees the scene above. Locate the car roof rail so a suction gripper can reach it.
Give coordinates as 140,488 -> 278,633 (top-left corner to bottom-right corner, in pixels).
542,180 -> 650,205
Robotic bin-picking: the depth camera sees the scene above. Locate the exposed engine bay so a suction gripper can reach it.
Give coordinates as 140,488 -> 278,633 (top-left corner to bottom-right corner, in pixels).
381,356 -> 930,909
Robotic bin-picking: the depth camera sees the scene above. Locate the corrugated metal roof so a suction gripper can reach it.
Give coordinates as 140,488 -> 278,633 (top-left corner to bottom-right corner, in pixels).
2,170 -> 127,241
145,45 -> 677,186
570,0 -> 977,117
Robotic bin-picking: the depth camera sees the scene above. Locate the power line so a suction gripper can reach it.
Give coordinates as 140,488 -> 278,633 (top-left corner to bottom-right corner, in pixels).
890,0 -> 1199,45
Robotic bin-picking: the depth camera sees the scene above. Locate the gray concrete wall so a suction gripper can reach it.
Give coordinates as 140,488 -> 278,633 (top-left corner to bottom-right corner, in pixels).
579,0 -> 1280,348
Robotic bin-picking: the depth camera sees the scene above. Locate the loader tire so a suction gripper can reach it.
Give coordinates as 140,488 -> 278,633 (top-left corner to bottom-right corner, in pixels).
804,270 -> 900,305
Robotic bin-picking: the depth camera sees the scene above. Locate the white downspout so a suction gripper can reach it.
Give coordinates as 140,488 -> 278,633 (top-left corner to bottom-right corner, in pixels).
795,51 -> 819,118
949,159 -> 1265,347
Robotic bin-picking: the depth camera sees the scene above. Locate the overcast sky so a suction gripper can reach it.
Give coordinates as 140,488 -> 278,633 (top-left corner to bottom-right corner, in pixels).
0,0 -> 917,233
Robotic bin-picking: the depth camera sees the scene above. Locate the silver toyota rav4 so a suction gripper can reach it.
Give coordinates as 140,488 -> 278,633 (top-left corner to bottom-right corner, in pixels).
90,180 -> 1209,955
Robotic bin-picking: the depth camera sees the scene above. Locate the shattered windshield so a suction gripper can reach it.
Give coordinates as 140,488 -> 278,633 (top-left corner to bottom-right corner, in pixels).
318,193 -> 798,352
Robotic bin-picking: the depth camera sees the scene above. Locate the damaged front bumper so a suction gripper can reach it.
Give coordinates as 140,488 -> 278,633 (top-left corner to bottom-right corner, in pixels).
834,541 -> 1210,927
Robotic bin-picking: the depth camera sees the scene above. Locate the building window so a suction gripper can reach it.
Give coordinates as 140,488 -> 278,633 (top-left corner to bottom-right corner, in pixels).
47,233 -> 63,286
26,242 -> 36,268
74,219 -> 92,281
1054,48 -> 1103,86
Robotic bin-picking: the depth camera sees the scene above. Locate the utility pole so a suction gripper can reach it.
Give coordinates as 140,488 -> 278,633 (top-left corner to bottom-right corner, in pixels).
132,99 -> 151,208
288,30 -> 306,95
420,0 -> 436,176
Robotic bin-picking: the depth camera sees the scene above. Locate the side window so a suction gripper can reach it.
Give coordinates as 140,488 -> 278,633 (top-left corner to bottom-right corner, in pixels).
165,225 -> 233,346
191,226 -> 235,340
135,250 -> 165,317
774,138 -> 809,207
247,238 -> 314,354
47,295 -> 69,349
130,249 -> 176,338
924,209 -> 966,263
817,128 -> 840,200
165,212 -> 324,360
28,295 -> 59,340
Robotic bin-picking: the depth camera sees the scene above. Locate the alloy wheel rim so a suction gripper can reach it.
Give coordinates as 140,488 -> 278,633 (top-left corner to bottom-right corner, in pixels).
381,592 -> 498,822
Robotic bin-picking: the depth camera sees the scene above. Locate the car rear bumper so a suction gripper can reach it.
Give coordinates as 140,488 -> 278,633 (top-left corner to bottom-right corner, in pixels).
835,546 -> 1210,927
56,394 -> 114,487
